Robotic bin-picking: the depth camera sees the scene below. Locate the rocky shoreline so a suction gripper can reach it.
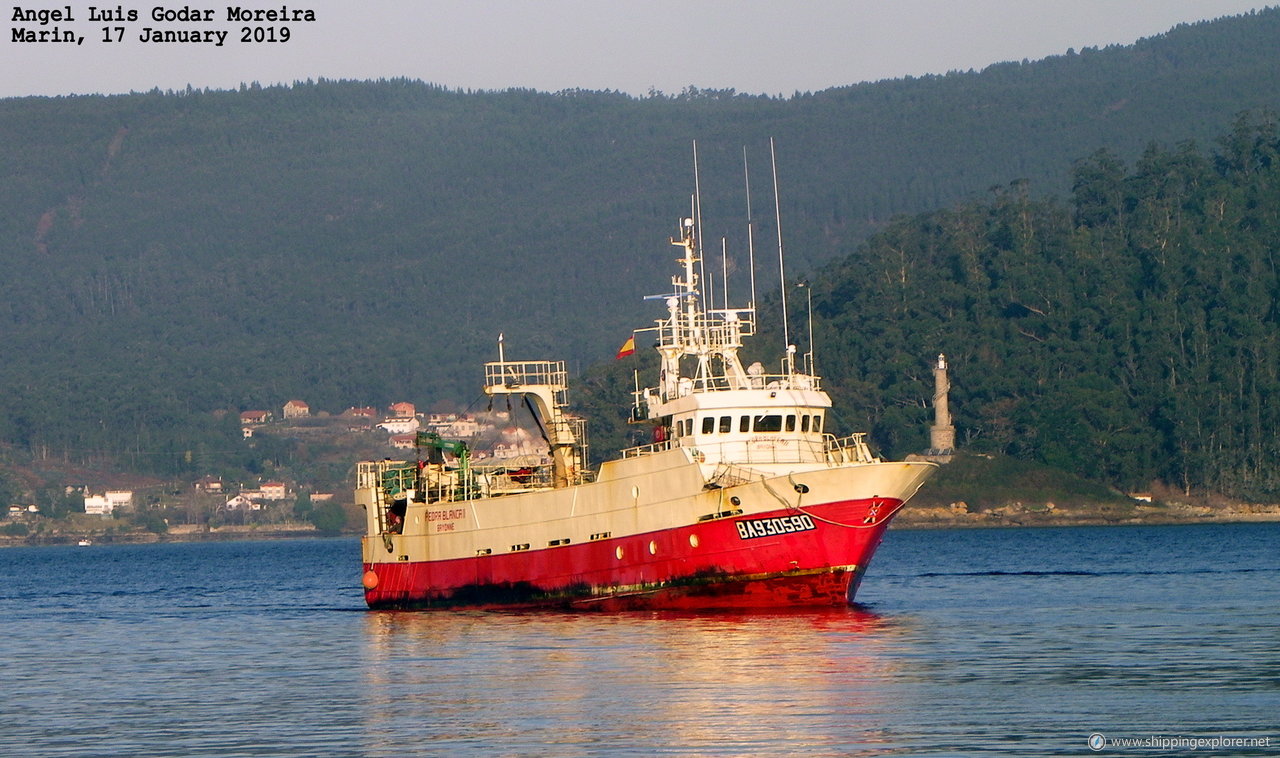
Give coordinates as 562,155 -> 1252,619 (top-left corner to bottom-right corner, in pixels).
892,500 -> 1280,529
5,502 -> 1280,548
0,522 -> 332,548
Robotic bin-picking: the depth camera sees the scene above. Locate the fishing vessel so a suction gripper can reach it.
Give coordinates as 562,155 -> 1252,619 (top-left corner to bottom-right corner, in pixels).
357,207 -> 936,610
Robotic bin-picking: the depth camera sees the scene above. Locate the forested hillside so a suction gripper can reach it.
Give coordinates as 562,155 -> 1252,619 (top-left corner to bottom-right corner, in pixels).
583,111 -> 1280,500
0,9 -> 1278,485
786,112 -> 1280,500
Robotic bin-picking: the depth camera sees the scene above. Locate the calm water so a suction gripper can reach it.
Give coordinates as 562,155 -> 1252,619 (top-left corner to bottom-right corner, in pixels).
0,524 -> 1276,756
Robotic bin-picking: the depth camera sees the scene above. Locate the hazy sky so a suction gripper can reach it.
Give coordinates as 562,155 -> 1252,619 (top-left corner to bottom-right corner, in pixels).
2,1 -> 1268,99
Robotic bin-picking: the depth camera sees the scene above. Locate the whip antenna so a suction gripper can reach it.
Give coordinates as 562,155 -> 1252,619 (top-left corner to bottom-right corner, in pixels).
743,146 -> 758,332
693,140 -> 709,311
721,237 -> 729,311
770,137 -> 791,374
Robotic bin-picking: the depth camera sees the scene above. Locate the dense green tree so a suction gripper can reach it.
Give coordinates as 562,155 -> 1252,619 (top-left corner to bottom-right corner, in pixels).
307,501 -> 348,535
790,113 -> 1280,499
35,486 -> 82,519
0,470 -> 17,507
582,109 -> 1280,500
131,510 -> 169,534
293,492 -> 313,519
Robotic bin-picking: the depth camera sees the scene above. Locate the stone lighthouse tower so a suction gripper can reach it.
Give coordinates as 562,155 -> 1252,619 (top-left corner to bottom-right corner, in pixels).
930,353 -> 955,456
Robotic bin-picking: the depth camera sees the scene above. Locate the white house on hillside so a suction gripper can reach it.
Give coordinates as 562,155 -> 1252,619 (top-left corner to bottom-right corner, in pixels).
377,417 -> 420,435
84,490 -> 133,515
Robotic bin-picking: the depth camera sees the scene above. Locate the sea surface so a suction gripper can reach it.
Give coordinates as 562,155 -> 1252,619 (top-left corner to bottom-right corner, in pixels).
1,524 -> 1276,757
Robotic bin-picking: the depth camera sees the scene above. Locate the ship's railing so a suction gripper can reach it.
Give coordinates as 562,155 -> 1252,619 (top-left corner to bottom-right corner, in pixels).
357,460 -> 413,490
474,463 -> 558,493
824,433 -> 878,464
654,311 -> 751,353
620,438 -> 678,459
358,458 -> 487,505
619,434 -> 877,466
572,468 -> 597,485
419,460 -> 481,501
475,461 -> 597,491
705,462 -> 767,488
686,438 -> 830,466
357,460 -> 415,535
645,372 -> 822,398
485,361 -> 569,400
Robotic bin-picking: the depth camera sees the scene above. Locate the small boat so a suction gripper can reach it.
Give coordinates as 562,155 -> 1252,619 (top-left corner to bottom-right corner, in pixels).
77,539 -> 92,546
356,203 -> 936,610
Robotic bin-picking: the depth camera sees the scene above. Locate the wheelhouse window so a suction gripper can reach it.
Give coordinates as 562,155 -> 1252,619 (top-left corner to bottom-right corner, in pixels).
813,415 -> 823,433
785,415 -> 796,432
719,416 -> 732,433
702,416 -> 715,434
739,416 -> 751,433
754,415 -> 783,432
801,415 -> 810,432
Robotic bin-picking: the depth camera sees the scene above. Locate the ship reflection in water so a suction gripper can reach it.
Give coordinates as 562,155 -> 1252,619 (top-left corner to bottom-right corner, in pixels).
360,608 -> 907,755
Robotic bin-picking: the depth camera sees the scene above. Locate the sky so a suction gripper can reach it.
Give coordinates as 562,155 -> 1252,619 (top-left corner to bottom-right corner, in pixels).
1,1 -> 1269,99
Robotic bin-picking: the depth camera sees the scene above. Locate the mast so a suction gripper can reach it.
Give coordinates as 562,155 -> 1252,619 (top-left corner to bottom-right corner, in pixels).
743,146 -> 758,331
770,137 -> 792,375
799,280 -> 814,375
720,237 -> 729,312
693,141 -> 709,313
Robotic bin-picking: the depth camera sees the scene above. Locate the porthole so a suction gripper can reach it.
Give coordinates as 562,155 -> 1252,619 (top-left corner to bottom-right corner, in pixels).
615,546 -> 624,560
689,534 -> 700,548
648,540 -> 657,555
631,485 -> 639,499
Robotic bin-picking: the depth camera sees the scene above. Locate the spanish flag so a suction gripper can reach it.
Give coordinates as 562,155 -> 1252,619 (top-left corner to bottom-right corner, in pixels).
615,335 -> 636,359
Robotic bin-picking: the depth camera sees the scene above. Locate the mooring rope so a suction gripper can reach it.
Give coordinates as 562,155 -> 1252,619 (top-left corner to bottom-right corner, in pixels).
757,472 -> 902,530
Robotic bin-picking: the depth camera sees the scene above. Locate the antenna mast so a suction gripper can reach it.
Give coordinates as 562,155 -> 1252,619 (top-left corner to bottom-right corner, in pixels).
770,137 -> 792,374
743,146 -> 758,331
693,141 -> 709,312
800,281 -> 815,375
720,237 -> 729,311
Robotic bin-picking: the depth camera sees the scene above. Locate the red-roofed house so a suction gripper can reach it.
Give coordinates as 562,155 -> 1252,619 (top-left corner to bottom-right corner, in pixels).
240,410 -> 272,424
260,482 -> 289,500
389,402 -> 416,418
282,400 -> 310,419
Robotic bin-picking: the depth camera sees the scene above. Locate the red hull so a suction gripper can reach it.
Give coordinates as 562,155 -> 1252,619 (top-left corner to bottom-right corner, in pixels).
363,498 -> 902,611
